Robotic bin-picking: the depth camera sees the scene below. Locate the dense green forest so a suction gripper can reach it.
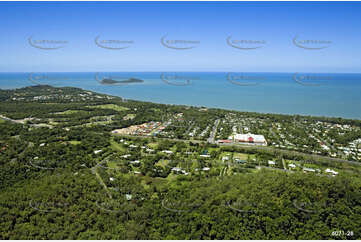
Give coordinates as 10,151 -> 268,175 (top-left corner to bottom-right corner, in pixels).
0,85 -> 360,239
0,169 -> 360,239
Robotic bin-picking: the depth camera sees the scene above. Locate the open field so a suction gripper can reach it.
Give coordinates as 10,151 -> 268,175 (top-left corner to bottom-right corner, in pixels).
86,104 -> 129,112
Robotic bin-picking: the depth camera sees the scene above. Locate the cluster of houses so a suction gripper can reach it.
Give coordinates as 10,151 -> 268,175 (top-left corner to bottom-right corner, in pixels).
112,113 -> 188,137
112,121 -> 167,136
287,162 -> 339,176
266,160 -> 339,176
171,167 -> 189,175
338,138 -> 361,160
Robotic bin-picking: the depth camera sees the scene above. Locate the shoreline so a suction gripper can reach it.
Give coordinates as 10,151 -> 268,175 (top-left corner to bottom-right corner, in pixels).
1,84 -> 361,122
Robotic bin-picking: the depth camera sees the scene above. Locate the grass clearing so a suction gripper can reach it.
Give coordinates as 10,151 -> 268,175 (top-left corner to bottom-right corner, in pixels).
148,142 -> 158,149
107,160 -> 122,169
69,140 -> 82,145
55,110 -> 84,115
86,104 -> 129,112
156,159 -> 169,168
233,153 -> 250,160
110,139 -> 126,152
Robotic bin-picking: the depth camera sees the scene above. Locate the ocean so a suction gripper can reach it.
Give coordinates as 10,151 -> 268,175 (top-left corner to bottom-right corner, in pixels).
0,72 -> 360,120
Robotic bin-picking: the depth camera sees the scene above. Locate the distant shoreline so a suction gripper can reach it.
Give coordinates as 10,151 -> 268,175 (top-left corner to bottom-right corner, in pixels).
1,71 -> 361,120
1,84 -> 361,123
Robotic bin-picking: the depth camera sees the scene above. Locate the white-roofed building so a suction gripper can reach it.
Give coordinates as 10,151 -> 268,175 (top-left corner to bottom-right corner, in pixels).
288,163 -> 296,168
229,133 -> 267,146
325,168 -> 338,175
303,167 -> 316,172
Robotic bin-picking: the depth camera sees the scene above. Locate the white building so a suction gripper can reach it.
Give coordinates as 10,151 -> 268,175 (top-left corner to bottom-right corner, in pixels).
288,164 -> 296,168
94,149 -> 102,154
268,161 -> 276,165
162,150 -> 173,154
321,144 -> 330,150
303,167 -> 316,172
222,156 -> 230,162
171,167 -> 181,172
200,154 -> 210,158
229,133 -> 267,146
325,168 -> 338,175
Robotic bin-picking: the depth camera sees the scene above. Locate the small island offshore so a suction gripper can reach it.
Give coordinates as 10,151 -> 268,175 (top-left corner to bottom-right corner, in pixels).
99,78 -> 144,85
0,85 -> 360,240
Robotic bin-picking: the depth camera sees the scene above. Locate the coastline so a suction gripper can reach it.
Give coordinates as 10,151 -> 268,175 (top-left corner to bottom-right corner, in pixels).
1,84 -> 361,123
1,71 -> 361,120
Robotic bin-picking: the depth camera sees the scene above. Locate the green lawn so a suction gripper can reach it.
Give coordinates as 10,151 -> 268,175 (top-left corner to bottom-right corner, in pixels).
156,159 -> 169,168
233,153 -> 250,160
110,139 -> 126,152
107,160 -> 121,169
69,140 -> 82,145
148,142 -> 158,149
55,110 -> 84,115
86,104 -> 129,112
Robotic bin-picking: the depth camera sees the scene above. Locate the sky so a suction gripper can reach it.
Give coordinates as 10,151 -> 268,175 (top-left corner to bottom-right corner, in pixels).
0,1 -> 360,73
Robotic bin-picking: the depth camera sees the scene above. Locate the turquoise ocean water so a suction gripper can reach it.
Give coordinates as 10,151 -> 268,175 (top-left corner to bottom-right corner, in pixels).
0,72 -> 360,120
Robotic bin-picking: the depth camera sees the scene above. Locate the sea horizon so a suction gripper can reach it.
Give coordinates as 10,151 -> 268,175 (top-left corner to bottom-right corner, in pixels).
1,71 -> 361,120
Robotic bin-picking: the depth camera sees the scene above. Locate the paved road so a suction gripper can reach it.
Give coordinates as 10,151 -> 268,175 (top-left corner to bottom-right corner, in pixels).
91,164 -> 113,199
207,119 -> 220,144
0,114 -> 53,128
282,158 -> 287,170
